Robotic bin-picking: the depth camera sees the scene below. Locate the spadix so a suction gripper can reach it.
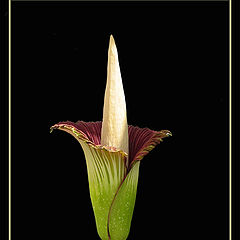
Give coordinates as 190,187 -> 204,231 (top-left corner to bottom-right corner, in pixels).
101,35 -> 129,159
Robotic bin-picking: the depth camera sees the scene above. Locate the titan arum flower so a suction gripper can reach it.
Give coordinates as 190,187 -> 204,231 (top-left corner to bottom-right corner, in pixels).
50,35 -> 171,240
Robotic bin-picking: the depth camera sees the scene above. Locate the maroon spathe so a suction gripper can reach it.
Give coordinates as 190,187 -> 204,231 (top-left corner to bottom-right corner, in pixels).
51,121 -> 171,171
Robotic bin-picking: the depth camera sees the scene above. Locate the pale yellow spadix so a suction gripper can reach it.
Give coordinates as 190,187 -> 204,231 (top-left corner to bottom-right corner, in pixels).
101,35 -> 129,158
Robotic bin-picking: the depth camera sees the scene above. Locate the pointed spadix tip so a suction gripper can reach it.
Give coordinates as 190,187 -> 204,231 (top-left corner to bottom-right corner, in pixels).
110,34 -> 115,44
109,35 -> 117,53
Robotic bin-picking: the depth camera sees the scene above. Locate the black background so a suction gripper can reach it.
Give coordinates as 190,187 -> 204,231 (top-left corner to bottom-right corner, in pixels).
11,2 -> 229,240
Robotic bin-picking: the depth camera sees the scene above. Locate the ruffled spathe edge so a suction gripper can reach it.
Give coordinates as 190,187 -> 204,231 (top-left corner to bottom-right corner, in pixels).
50,121 -> 127,155
50,120 -> 172,170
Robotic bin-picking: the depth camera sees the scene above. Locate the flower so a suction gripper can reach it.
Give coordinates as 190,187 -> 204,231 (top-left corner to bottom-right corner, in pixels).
50,36 -> 171,240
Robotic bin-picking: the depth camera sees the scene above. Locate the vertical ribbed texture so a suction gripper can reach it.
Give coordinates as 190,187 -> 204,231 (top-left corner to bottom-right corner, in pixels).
50,121 -> 171,240
80,141 -> 126,240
